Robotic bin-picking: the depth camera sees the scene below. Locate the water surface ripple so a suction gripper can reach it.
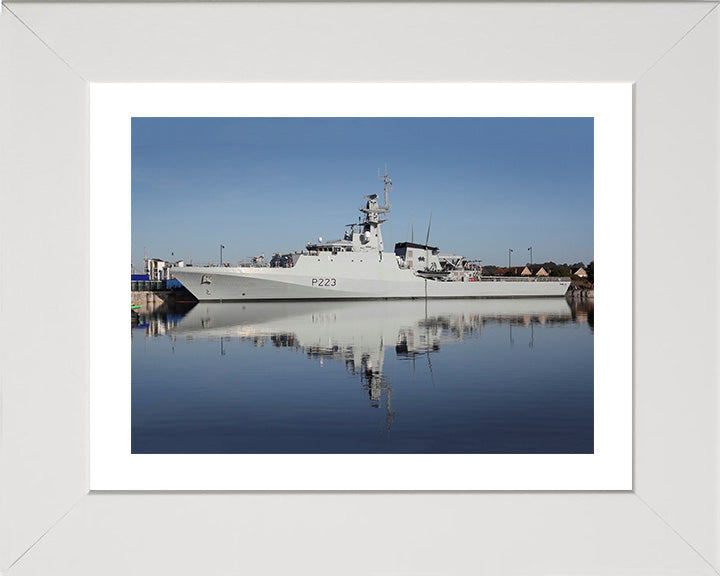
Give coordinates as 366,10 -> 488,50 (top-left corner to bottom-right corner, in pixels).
131,298 -> 593,454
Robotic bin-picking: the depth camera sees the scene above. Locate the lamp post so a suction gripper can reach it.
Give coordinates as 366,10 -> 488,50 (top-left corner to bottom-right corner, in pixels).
220,244 -> 225,266
528,246 -> 533,267
508,248 -> 513,269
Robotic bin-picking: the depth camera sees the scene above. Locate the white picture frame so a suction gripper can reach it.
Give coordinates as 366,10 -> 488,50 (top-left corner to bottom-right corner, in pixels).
2,2 -> 719,574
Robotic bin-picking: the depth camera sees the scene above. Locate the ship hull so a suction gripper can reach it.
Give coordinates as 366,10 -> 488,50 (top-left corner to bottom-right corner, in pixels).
174,253 -> 570,301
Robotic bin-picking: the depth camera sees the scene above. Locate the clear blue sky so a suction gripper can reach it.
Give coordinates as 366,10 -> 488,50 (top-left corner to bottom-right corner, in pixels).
132,117 -> 593,270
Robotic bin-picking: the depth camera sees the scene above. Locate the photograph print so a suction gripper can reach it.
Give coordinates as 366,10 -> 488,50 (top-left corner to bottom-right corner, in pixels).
130,117 -> 594,455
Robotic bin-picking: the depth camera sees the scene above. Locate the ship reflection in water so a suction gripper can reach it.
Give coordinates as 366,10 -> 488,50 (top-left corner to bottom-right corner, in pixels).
132,298 -> 593,454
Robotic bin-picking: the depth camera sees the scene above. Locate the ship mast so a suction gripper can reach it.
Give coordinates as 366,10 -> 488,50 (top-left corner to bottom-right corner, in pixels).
379,164 -> 391,212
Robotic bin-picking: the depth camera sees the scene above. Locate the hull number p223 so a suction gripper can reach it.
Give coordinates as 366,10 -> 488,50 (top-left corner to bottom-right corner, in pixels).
312,278 -> 337,287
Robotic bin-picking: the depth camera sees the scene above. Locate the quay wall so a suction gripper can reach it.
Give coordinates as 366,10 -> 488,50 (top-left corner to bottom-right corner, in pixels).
131,289 -> 197,309
567,286 -> 594,300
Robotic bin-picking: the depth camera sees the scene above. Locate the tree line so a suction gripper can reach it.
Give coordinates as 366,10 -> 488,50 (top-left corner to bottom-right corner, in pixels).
481,261 -> 594,284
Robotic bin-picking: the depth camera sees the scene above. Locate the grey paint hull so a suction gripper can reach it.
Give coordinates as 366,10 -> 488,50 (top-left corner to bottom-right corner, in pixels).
174,253 -> 570,301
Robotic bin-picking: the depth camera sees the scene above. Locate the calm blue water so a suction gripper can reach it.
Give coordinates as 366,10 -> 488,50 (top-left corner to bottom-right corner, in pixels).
132,298 -> 593,454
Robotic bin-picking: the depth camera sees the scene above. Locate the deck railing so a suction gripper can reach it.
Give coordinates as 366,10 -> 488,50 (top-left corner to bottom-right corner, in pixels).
478,276 -> 570,283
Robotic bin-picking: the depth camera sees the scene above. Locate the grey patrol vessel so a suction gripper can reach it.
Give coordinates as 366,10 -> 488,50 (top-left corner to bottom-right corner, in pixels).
173,170 -> 571,301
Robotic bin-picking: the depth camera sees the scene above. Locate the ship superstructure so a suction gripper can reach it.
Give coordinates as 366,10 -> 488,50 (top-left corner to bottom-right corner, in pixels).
172,170 -> 570,301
